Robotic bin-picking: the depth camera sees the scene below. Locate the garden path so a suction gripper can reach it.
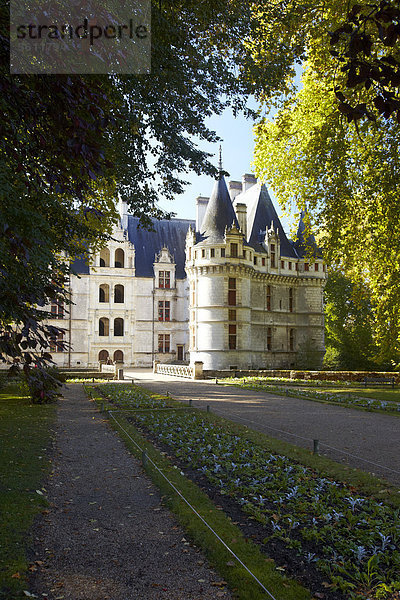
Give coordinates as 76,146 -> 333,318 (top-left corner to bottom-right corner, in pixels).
29,383 -> 232,600
124,369 -> 400,487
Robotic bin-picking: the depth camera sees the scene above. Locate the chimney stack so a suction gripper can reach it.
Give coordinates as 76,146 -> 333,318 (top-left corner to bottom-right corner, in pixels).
228,180 -> 242,201
235,203 -> 247,239
242,173 -> 257,193
196,196 -> 209,232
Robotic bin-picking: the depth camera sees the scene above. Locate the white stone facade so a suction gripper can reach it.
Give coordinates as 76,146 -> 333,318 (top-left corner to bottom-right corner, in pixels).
47,174 -> 326,370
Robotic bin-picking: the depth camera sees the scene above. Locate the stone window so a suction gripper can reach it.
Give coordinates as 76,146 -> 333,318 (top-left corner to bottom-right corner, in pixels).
115,248 -> 124,268
266,285 -> 271,311
159,271 -> 170,289
243,250 -> 246,260
188,247 -> 191,260
114,284 -> 124,303
50,300 -> 64,319
221,248 -> 225,258
49,331 -> 64,352
289,328 -> 295,351
158,334 -> 170,353
202,248 -> 206,258
288,261 -> 292,270
289,288 -> 294,313
99,284 -> 109,303
270,244 -> 276,268
99,248 -> 110,267
114,318 -> 124,336
114,350 -> 124,363
262,257 -> 265,266
228,309 -> 236,321
230,243 -> 238,258
281,260 -> 285,269
210,248 -> 215,258
304,263 -> 309,271
158,300 -> 170,321
295,263 -> 299,271
229,324 -> 237,349
315,262 -> 319,271
254,256 -> 257,265
99,317 -> 109,336
228,278 -> 236,306
267,327 -> 272,351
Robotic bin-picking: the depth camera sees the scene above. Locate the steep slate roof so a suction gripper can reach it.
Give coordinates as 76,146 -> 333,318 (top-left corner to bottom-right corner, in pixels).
293,210 -> 321,258
200,175 -> 240,243
233,183 -> 297,258
124,216 -> 194,278
71,255 -> 90,274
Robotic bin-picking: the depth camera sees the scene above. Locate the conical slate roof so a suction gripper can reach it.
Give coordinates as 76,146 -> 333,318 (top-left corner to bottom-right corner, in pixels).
234,183 -> 297,257
200,175 -> 239,243
293,210 -> 320,258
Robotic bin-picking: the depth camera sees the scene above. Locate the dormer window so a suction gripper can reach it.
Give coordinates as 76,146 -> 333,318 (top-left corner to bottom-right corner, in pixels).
270,244 -> 276,268
159,271 -> 170,288
230,243 -> 238,258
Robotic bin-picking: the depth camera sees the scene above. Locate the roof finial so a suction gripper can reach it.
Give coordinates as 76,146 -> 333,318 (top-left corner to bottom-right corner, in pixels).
218,144 -> 223,173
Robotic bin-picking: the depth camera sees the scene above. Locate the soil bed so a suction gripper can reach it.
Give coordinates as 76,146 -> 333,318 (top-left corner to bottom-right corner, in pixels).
126,416 -> 346,600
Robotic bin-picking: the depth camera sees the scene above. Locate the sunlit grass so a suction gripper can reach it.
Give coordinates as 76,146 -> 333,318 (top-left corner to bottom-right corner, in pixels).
0,384 -> 55,599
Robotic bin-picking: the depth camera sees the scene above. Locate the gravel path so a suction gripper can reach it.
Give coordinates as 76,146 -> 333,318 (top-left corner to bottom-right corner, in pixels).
29,384 -> 232,600
123,369 -> 400,487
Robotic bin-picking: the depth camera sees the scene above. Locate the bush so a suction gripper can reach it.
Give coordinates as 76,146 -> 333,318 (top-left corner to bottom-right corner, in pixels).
294,338 -> 323,370
25,366 -> 64,404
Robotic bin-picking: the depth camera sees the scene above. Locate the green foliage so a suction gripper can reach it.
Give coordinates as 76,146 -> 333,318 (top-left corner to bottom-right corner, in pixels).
0,0 -> 262,392
323,270 -> 381,370
251,0 -> 400,357
294,338 -> 322,370
22,367 -> 65,404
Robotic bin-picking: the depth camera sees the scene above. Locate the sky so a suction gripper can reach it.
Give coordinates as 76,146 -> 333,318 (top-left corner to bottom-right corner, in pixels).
155,100 -> 297,236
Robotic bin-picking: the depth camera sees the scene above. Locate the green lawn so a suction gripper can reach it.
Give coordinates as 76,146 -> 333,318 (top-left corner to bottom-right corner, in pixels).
0,383 -> 56,600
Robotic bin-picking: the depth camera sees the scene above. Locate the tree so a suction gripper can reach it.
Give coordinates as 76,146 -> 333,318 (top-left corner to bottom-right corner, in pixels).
323,270 -> 384,371
329,1 -> 400,123
249,0 -> 400,358
1,0 -> 260,398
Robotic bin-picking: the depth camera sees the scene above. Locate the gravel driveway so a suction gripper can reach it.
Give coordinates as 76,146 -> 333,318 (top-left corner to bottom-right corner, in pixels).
28,384 -> 232,600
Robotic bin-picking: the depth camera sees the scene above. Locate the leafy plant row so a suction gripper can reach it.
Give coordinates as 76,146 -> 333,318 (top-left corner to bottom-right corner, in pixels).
97,384 -> 399,600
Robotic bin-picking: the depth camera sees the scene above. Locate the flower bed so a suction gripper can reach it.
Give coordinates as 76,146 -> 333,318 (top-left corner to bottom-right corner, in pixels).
93,382 -> 169,409
99,385 -> 400,600
222,377 -> 400,414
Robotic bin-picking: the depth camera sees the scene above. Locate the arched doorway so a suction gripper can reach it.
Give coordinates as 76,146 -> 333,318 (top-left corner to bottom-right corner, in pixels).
98,349 -> 109,363
113,350 -> 124,363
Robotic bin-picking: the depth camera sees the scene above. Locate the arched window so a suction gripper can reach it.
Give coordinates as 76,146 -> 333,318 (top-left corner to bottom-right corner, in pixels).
99,248 -> 110,267
114,350 -> 124,363
99,317 -> 109,336
98,349 -> 109,363
115,248 -> 124,268
99,284 -> 109,302
114,318 -> 124,336
114,284 -> 124,303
